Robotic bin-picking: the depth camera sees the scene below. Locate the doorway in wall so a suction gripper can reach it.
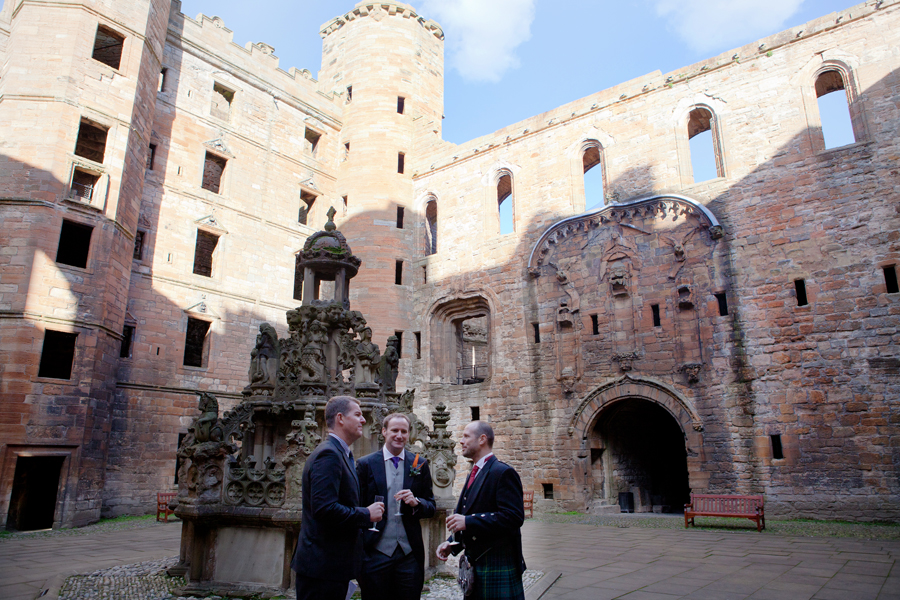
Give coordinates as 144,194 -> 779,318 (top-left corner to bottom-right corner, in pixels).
6,456 -> 65,530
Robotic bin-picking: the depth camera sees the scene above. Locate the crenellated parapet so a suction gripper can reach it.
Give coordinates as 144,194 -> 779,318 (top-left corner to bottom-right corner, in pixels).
320,1 -> 444,40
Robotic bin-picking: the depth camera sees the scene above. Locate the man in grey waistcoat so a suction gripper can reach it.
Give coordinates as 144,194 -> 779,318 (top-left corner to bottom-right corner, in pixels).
356,413 -> 436,600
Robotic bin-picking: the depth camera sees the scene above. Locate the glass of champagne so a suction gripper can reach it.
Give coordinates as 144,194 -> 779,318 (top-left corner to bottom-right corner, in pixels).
369,496 -> 384,532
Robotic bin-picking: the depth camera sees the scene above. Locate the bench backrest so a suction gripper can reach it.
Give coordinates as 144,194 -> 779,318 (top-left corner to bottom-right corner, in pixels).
690,494 -> 764,514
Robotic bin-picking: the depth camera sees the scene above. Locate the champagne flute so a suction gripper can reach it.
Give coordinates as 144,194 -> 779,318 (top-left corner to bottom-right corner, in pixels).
394,491 -> 406,516
369,496 -> 384,532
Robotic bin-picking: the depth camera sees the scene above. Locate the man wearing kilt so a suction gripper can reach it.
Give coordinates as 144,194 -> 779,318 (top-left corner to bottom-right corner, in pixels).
437,421 -> 526,599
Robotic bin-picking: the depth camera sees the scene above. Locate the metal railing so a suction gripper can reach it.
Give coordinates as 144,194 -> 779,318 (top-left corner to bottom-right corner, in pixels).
69,182 -> 94,201
456,364 -> 488,385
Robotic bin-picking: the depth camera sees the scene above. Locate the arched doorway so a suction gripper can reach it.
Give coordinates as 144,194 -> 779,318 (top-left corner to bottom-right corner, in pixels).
589,398 -> 689,512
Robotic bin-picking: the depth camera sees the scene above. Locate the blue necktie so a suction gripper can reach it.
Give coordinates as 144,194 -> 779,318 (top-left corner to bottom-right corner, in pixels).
390,456 -> 400,469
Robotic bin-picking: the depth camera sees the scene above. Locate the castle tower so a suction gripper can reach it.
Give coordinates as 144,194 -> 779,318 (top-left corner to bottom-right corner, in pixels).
0,0 -> 171,528
318,2 -> 445,385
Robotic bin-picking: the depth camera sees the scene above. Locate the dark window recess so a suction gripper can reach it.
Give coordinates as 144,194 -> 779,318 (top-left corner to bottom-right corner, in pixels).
92,25 -> 124,69
158,68 -> 167,92
70,169 -> 99,202
396,206 -> 405,229
591,314 -> 599,335
305,128 -> 321,155
211,83 -> 234,119
174,432 -> 187,485
344,142 -> 350,155
395,260 -> 403,285
120,324 -> 135,358
715,292 -> 729,316
183,317 -> 210,367
651,304 -> 661,327
38,330 -> 78,379
424,200 -> 438,255
146,144 -> 156,170
133,231 -> 145,260
471,406 -> 480,421
884,265 -> 899,294
795,279 -> 808,307
201,153 -> 226,194
532,323 -> 540,343
414,331 -> 421,359
542,483 -> 554,500
299,191 -> 316,225
192,230 -> 219,277
397,96 -> 405,114
397,152 -> 405,174
422,265 -> 427,283
342,195 -> 348,213
74,120 -> 108,163
394,331 -> 403,359
346,85 -> 352,102
293,254 -> 303,301
771,434 -> 784,460
56,220 -> 93,269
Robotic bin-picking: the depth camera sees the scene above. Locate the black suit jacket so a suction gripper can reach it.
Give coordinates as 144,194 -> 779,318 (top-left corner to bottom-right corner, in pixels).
291,435 -> 371,581
357,449 -> 436,566
452,456 -> 525,571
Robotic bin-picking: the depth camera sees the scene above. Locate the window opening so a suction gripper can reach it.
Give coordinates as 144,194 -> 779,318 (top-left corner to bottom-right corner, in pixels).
299,191 -> 316,225
471,406 -> 480,421
211,83 -> 234,120
397,96 -> 405,114
457,315 -> 488,385
771,434 -> 784,460
92,25 -> 124,69
74,120 -> 108,163
147,144 -> 156,170
293,254 -> 303,301
133,231 -> 145,260
884,265 -> 899,294
687,107 -> 718,183
38,330 -> 78,379
394,331 -> 403,359
183,317 -> 211,367
192,230 -> 219,277
591,314 -> 599,335
57,220 -> 93,268
794,279 -> 808,307
396,206 -> 405,229
398,152 -> 405,174
158,68 -> 167,92
497,173 -> 513,235
651,304 -> 661,327
583,145 -> 605,209
424,200 -> 438,255
201,152 -> 226,194
414,331 -> 421,359
120,324 -> 135,358
815,70 -> 855,149
395,260 -> 403,285
532,323 -> 540,344
305,128 -> 321,156
542,483 -> 554,500
70,169 -> 99,202
346,85 -> 352,102
342,195 -> 348,215
422,265 -> 427,283
715,292 -> 728,316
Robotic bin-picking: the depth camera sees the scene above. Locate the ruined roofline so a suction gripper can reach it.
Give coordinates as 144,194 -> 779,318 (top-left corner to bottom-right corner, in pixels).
319,1 -> 443,40
415,0 -> 897,177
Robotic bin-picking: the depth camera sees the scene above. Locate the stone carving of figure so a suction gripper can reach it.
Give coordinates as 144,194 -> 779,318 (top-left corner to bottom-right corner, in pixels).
248,323 -> 279,387
355,326 -> 380,384
301,319 -> 327,382
378,335 -> 400,392
195,392 -> 223,443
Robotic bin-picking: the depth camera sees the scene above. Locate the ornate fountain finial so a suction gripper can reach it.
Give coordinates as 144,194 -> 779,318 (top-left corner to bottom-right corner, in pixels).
325,206 -> 337,231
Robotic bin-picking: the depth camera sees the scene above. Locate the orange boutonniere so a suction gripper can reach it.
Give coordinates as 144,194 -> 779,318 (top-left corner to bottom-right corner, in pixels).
409,453 -> 424,476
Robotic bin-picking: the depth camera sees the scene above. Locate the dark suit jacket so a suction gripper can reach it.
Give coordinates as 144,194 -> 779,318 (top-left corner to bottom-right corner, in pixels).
291,435 -> 371,581
452,456 -> 525,571
357,449 -> 436,566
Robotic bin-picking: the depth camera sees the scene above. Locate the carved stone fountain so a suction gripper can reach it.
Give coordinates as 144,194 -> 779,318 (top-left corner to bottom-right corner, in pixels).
170,209 -> 457,595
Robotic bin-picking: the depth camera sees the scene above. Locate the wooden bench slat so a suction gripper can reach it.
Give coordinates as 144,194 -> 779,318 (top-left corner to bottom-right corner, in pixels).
684,493 -> 765,532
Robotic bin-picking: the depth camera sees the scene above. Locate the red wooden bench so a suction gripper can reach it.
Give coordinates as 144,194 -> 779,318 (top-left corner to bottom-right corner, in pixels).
157,492 -> 176,522
684,493 -> 765,532
523,491 -> 534,518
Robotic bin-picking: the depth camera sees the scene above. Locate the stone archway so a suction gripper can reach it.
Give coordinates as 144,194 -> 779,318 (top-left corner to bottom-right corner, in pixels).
570,375 -> 706,512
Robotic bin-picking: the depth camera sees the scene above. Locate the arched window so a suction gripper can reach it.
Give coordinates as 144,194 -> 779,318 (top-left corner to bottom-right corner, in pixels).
582,142 -> 605,209
686,107 -> 723,183
430,295 -> 492,384
815,69 -> 855,149
497,171 -> 514,235
424,199 -> 438,256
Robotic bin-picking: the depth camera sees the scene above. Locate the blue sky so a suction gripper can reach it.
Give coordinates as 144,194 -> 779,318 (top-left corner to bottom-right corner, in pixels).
179,0 -> 859,147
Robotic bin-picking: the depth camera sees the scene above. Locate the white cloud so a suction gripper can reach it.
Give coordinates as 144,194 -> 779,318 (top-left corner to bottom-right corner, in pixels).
654,0 -> 805,54
418,0 -> 536,83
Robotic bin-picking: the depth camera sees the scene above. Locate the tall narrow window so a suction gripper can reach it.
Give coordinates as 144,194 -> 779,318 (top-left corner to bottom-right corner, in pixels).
38,330 -> 78,379
395,260 -> 403,285
815,70 -> 856,149
771,434 -> 784,460
92,25 -> 124,69
211,83 -> 234,120
201,153 -> 226,194
147,144 -> 156,170
651,304 -> 661,327
414,331 -> 421,359
299,191 -> 316,225
583,144 -> 605,209
715,292 -> 728,316
120,324 -> 135,358
422,265 -> 427,283
184,317 -> 211,368
532,323 -> 540,343
498,172 -> 513,235
57,220 -> 93,269
305,128 -> 321,156
398,152 -> 405,174
192,230 -> 219,277
346,85 -> 352,102
133,231 -> 145,260
74,120 -> 108,163
884,265 -> 899,294
394,331 -> 403,359
687,107 -> 720,183
397,96 -> 405,114
293,254 -> 303,301
342,195 -> 348,215
158,68 -> 167,92
396,206 -> 405,229
794,279 -> 808,307
591,314 -> 599,336
424,199 -> 438,255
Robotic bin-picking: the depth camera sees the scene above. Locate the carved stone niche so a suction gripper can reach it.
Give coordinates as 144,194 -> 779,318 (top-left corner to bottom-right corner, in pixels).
609,266 -> 630,297
681,363 -> 702,384
612,351 -> 640,372
677,284 -> 694,309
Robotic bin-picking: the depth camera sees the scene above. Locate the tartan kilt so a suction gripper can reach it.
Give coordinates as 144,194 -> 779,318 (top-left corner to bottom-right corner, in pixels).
471,543 -> 525,600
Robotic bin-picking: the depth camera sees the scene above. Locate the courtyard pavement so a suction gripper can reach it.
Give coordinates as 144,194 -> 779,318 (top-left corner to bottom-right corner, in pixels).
1,518 -> 898,600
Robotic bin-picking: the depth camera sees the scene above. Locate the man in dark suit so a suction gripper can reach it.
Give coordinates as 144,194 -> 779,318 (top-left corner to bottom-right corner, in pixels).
437,421 -> 526,600
356,413 -> 436,600
291,396 -> 385,600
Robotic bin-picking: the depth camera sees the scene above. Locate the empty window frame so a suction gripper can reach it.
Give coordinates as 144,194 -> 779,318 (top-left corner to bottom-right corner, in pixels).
192,230 -> 219,277
346,85 -> 353,102
299,190 -> 316,225
815,69 -> 856,149
582,143 -> 605,209
305,127 -> 321,156
414,331 -> 421,359
687,106 -> 722,183
293,254 -> 303,301
397,96 -> 405,114
542,483 -> 554,500
394,331 -> 403,359
92,25 -> 124,69
591,314 -> 599,335
56,219 -> 93,269
133,230 -> 145,260
471,406 -> 480,421
147,144 -> 156,170
651,304 -> 661,327
74,120 -> 108,163
497,172 -> 514,235
396,206 -> 405,229
532,323 -> 540,343
210,83 -> 234,120
38,330 -> 78,379
183,317 -> 211,368
397,152 -> 405,174
70,168 -> 99,202
884,265 -> 899,294
342,195 -> 348,215
201,152 -> 226,194
120,324 -> 135,358
794,279 -> 808,307
158,68 -> 168,93
395,260 -> 403,285
424,199 -> 438,256
771,434 -> 784,460
715,292 -> 729,316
